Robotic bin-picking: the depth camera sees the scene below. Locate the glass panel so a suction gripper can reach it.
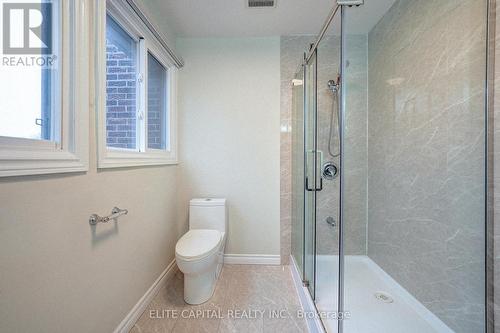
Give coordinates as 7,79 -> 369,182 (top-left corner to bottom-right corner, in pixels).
342,2 -> 487,333
106,14 -> 138,150
0,1 -> 60,141
304,51 -> 317,298
315,26 -> 342,333
291,68 -> 305,272
147,52 -> 168,150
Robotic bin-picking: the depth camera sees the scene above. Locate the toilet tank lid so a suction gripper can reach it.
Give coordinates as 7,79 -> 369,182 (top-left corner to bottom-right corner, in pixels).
190,198 -> 226,207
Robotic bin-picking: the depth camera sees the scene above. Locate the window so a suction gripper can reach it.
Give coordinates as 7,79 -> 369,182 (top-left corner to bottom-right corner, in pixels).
0,2 -> 58,142
0,55 -> 59,142
147,52 -> 168,150
0,0 -> 89,177
106,15 -> 138,150
97,0 -> 178,168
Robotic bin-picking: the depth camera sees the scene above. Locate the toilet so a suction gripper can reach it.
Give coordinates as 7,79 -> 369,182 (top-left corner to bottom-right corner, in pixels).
175,198 -> 227,304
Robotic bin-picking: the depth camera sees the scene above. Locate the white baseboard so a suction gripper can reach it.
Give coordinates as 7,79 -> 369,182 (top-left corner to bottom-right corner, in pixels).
113,259 -> 178,333
223,254 -> 281,265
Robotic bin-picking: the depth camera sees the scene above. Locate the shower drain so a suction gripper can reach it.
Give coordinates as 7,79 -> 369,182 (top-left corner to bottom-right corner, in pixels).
374,292 -> 394,303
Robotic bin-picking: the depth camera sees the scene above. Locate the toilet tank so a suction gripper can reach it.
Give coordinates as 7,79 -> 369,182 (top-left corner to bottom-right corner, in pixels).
189,198 -> 227,233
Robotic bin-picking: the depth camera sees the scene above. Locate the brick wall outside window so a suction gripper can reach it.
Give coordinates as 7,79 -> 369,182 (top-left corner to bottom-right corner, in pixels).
105,43 -> 166,150
147,55 -> 166,150
106,42 -> 137,149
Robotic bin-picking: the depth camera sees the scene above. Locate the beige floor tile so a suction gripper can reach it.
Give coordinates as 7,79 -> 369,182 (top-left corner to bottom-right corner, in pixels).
131,265 -> 306,333
262,304 -> 308,333
218,317 -> 264,333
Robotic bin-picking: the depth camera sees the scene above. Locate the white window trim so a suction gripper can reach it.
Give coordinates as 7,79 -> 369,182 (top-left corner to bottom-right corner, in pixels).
0,0 -> 89,177
96,0 -> 178,169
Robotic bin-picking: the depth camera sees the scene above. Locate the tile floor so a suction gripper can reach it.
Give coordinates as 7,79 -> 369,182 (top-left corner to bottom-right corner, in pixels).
131,265 -> 308,333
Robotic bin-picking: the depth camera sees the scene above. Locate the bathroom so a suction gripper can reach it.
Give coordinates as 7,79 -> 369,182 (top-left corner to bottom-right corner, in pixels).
0,0 -> 498,332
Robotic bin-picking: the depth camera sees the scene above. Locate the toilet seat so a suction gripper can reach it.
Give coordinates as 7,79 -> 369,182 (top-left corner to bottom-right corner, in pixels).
175,229 -> 222,261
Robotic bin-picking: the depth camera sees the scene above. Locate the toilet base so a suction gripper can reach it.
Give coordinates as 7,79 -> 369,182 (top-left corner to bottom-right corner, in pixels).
183,269 -> 217,305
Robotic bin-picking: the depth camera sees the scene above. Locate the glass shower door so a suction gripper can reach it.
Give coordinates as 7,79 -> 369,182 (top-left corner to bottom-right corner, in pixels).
291,68 -> 305,274
303,50 -> 318,297
314,27 -> 342,333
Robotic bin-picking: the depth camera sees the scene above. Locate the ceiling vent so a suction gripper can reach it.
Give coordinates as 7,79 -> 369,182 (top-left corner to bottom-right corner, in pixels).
247,0 -> 276,8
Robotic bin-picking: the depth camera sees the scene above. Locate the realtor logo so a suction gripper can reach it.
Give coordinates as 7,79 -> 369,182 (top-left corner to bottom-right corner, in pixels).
2,2 -> 53,55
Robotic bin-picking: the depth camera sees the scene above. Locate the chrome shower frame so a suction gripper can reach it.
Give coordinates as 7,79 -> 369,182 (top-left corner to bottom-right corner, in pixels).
298,2 -> 347,333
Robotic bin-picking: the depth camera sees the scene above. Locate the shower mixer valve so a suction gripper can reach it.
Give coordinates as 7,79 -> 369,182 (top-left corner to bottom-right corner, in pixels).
322,162 -> 339,180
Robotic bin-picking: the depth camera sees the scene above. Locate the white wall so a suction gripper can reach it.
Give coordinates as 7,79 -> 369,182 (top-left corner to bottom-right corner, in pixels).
0,2 -> 184,333
0,10 -> 282,333
177,37 -> 281,256
137,0 -> 178,47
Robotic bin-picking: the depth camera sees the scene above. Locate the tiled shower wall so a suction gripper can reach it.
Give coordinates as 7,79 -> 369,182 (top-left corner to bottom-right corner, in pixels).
367,0 -> 486,332
315,35 -> 369,255
339,35 -> 369,255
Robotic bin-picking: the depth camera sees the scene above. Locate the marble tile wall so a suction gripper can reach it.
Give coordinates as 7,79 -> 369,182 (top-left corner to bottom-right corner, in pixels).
340,35 -> 369,255
367,1 -> 487,332
315,35 -> 369,255
315,35 -> 342,256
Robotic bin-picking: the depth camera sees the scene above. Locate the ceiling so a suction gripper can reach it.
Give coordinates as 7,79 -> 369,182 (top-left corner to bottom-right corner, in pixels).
144,0 -> 398,38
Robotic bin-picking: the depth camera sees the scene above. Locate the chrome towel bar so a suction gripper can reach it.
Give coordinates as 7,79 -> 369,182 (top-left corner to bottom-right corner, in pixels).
89,207 -> 128,225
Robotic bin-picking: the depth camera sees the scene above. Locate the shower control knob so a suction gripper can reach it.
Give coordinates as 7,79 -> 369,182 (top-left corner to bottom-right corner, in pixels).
322,162 -> 339,180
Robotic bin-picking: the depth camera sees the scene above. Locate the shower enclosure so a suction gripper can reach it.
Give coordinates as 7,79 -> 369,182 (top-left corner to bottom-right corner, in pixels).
290,1 -> 491,332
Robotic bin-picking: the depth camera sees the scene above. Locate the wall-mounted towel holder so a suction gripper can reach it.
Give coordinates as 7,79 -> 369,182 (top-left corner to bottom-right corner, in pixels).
89,207 -> 128,225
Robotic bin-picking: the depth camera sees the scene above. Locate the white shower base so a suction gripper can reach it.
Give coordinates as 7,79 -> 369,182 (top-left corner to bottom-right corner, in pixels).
315,255 -> 454,333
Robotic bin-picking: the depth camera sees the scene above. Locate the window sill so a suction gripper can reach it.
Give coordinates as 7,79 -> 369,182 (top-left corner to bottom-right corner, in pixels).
0,160 -> 88,177
0,111 -> 89,179
97,149 -> 178,169
0,145 -> 88,177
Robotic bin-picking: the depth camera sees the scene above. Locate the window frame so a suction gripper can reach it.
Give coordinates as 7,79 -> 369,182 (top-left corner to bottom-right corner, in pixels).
0,0 -> 89,177
96,0 -> 178,168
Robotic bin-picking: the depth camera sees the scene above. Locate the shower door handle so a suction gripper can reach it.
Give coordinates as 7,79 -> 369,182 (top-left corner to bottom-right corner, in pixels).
306,175 -> 323,192
306,177 -> 312,191
305,150 -> 323,192
305,177 -> 315,191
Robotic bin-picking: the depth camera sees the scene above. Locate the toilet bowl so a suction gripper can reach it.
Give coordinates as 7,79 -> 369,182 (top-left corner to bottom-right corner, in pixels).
175,199 -> 227,304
